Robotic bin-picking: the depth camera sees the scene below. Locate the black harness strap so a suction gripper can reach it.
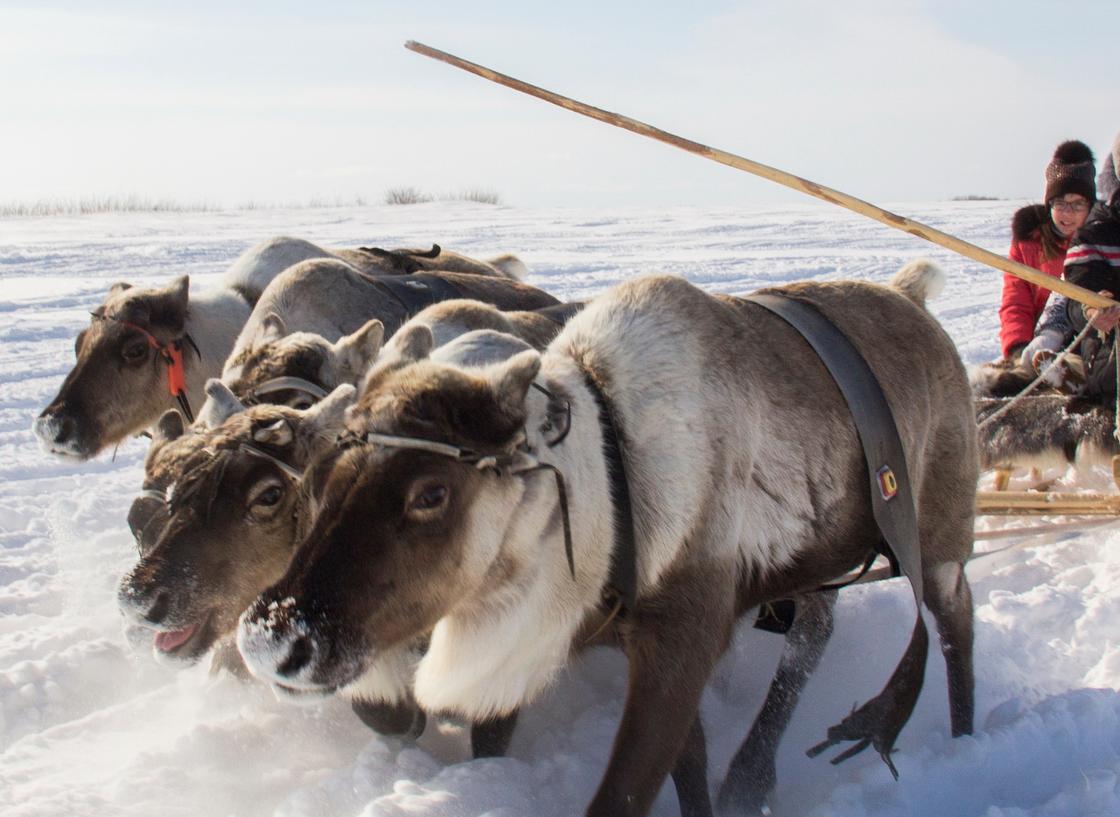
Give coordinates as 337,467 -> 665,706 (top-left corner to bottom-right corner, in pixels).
580,368 -> 639,616
369,274 -> 466,317
743,293 -> 924,608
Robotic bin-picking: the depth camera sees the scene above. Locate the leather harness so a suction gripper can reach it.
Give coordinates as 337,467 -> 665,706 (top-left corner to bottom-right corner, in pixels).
581,367 -> 639,615
589,291 -> 924,628
743,293 -> 922,607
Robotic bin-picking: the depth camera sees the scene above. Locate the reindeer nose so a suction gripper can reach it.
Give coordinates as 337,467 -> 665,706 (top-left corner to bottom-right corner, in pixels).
33,409 -> 75,445
237,597 -> 322,686
118,578 -> 171,626
277,635 -> 314,677
144,590 -> 171,624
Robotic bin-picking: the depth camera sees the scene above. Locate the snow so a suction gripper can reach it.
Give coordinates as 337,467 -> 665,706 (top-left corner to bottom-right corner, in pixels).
3,199 -> 1120,817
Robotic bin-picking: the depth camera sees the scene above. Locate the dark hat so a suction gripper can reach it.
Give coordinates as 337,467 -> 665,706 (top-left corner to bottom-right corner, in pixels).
1099,131 -> 1119,205
1044,140 -> 1096,204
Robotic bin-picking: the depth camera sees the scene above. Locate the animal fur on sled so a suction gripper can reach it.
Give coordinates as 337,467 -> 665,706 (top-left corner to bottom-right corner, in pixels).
976,395 -> 1118,470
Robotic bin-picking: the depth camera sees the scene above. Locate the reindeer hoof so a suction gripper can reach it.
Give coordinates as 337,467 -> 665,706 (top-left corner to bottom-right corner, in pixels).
350,697 -> 426,739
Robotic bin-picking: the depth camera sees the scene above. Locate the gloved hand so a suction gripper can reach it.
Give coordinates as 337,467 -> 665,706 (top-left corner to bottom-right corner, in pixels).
1020,330 -> 1066,373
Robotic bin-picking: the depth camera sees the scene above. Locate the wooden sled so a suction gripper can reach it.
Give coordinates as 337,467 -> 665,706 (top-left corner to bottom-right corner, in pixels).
976,456 -> 1120,516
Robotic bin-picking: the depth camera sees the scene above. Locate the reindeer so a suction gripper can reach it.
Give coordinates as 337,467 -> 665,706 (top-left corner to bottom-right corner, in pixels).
237,269 -> 977,817
202,298 -> 579,420
118,308 -> 564,751
194,262 -> 561,427
232,235 -> 528,280
34,242 -> 545,459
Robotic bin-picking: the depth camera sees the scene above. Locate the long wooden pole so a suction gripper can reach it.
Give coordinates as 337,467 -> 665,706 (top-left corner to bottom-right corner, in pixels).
405,40 -> 1116,309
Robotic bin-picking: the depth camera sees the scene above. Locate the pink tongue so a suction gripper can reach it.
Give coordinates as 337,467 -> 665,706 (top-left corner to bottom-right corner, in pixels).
154,624 -> 198,653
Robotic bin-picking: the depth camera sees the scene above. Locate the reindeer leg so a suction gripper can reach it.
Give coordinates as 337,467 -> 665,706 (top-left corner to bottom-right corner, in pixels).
923,561 -> 974,737
671,715 -> 714,817
470,710 -> 519,758
717,591 -> 836,816
807,614 -> 928,779
585,561 -> 733,817
350,697 -> 427,739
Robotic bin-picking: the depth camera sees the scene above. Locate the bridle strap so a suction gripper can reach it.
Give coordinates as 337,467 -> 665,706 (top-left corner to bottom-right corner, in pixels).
93,313 -> 199,422
246,377 -> 329,403
338,424 -> 576,579
130,443 -> 302,515
238,442 -> 306,482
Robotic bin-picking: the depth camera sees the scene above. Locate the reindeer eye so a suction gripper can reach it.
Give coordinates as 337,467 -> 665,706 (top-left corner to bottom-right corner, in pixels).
122,341 -> 148,362
255,485 -> 283,507
407,483 -> 448,516
246,479 -> 287,521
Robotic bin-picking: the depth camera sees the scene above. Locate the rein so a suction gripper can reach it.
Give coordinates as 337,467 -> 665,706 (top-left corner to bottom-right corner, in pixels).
976,319 -> 1096,432
93,313 -> 201,423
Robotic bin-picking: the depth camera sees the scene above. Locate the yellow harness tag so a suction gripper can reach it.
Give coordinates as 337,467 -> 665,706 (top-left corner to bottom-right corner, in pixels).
877,465 -> 899,501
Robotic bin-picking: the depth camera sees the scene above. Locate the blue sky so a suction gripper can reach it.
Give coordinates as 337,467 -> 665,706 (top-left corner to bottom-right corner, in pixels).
1,1 -> 1115,207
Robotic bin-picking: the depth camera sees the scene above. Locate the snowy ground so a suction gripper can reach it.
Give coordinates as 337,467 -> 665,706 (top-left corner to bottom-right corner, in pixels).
3,200 -> 1120,817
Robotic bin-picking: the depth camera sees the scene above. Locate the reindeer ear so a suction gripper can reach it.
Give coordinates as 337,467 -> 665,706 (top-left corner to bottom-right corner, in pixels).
109,281 -> 133,297
253,417 -> 294,446
259,313 -> 287,344
204,379 -> 247,424
332,319 -> 384,377
152,409 -> 185,444
160,274 -> 190,314
392,323 -> 434,363
491,349 -> 541,409
140,275 -> 190,332
167,275 -> 190,307
303,384 -> 356,433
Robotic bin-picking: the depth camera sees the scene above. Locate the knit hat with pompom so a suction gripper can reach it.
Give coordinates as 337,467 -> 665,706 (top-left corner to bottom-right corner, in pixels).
1044,140 -> 1096,204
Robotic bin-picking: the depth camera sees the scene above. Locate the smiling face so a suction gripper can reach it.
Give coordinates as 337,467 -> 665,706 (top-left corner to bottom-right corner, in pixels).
237,351 -> 541,693
1049,194 -> 1092,237
117,391 -> 354,665
34,277 -> 190,459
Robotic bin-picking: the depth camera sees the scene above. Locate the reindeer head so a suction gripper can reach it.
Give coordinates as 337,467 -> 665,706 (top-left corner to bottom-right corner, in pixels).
117,384 -> 355,664
34,277 -> 192,459
237,345 -> 543,695
195,318 -> 383,427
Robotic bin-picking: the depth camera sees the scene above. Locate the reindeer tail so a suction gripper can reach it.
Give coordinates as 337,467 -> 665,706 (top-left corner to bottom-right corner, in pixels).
890,258 -> 946,310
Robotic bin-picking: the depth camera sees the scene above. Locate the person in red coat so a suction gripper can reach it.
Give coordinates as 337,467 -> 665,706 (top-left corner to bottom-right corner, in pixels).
998,140 -> 1096,359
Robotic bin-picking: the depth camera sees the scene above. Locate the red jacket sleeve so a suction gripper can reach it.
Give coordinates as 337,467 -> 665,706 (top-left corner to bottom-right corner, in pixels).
999,240 -> 1040,357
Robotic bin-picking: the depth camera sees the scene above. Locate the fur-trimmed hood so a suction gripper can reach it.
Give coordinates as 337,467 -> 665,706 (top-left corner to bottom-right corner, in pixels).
1011,203 -> 1050,242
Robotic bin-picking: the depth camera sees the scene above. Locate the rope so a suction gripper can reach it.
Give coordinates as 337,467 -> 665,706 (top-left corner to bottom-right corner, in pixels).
977,319 -> 1096,431
822,516 -> 1120,592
